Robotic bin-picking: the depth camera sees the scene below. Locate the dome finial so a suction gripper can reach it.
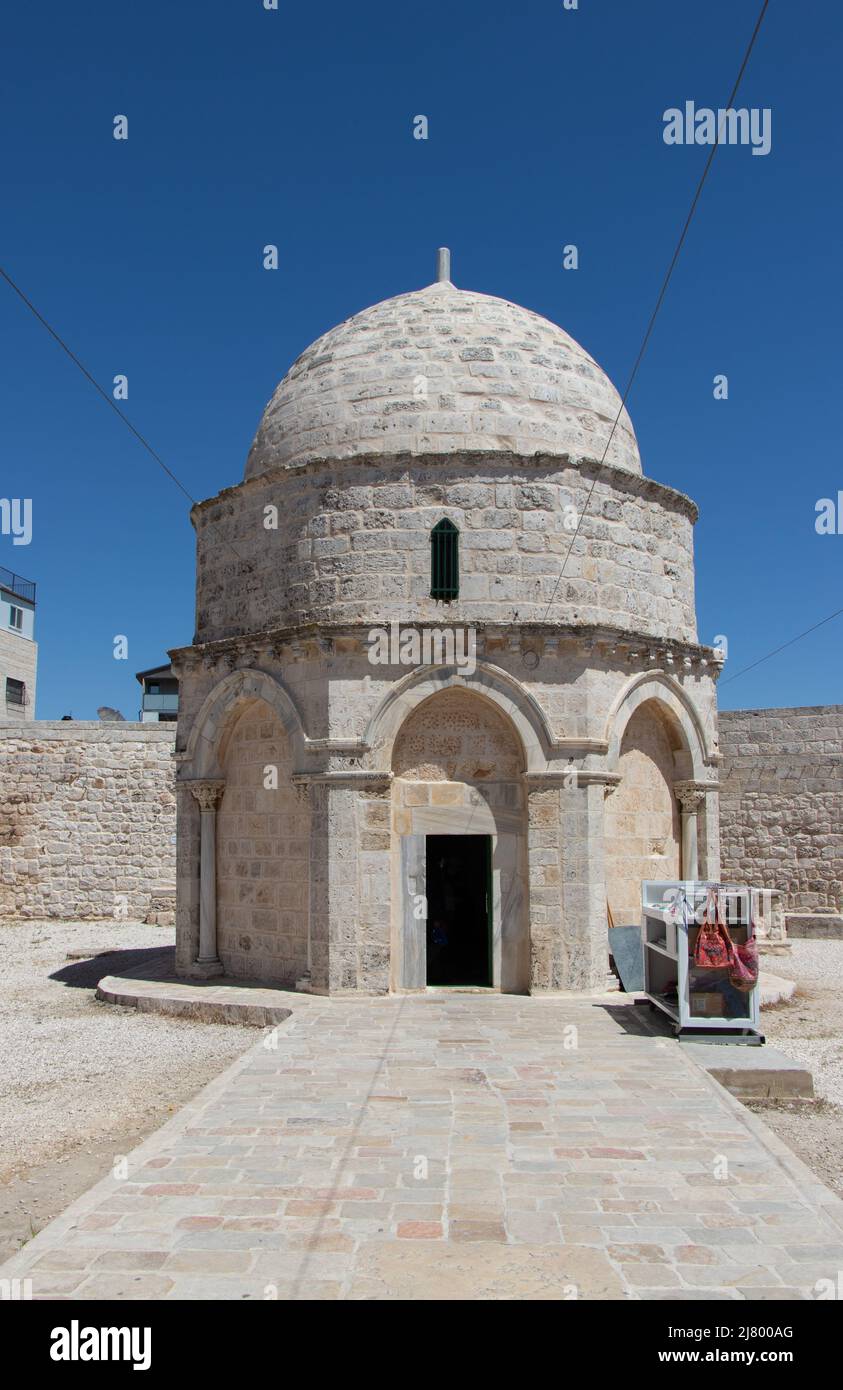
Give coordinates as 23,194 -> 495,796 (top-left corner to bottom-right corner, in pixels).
436,247 -> 451,283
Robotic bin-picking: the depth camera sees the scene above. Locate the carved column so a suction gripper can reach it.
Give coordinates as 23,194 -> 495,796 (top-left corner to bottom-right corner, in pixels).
675,784 -> 705,881
190,780 -> 225,972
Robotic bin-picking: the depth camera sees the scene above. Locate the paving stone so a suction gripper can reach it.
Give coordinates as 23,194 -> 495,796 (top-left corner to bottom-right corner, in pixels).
349,1240 -> 625,1301
2,995 -> 843,1300
396,1221 -> 442,1239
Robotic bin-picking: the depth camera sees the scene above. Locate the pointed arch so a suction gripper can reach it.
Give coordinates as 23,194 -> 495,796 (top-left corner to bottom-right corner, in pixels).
604,670 -> 712,781
364,660 -> 554,774
179,668 -> 308,779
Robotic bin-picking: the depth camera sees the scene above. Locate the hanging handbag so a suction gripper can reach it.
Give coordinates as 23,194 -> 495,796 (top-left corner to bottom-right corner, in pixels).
722,918 -> 759,992
693,889 -> 730,969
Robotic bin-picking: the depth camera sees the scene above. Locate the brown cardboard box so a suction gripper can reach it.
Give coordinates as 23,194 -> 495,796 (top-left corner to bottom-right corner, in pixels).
690,992 -> 726,1017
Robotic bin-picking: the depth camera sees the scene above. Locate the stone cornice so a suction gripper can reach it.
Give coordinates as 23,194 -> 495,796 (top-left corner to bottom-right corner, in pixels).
292,771 -> 393,788
188,449 -> 699,526
169,623 -> 723,674
524,770 -> 620,788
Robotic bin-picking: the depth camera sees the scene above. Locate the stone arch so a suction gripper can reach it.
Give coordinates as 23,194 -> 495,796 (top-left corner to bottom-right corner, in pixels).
214,696 -> 310,987
180,668 -> 307,780
392,686 -> 525,782
389,684 -> 530,995
605,671 -> 710,782
366,660 -> 554,774
605,699 -> 683,924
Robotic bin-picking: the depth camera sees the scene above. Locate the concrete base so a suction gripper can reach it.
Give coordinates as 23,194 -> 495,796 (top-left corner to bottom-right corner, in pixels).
183,957 -> 225,979
683,1043 -> 814,1101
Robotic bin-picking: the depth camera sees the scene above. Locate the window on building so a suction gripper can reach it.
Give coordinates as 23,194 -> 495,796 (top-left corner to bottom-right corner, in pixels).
430,518 -> 459,600
5,678 -> 25,706
9,606 -> 23,631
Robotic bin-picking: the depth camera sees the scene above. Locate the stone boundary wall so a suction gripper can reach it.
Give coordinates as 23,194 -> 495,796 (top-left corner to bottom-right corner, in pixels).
0,722 -> 177,921
719,705 -> 843,913
2,707 -> 839,927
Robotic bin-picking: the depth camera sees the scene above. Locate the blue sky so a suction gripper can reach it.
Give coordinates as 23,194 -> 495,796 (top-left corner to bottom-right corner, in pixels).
2,0 -> 840,718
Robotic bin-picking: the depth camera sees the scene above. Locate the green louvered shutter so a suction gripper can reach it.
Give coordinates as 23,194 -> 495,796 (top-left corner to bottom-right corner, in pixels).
430,518 -> 459,600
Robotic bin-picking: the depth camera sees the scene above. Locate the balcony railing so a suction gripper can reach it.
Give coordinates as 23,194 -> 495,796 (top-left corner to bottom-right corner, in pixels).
141,693 -> 179,712
0,567 -> 36,603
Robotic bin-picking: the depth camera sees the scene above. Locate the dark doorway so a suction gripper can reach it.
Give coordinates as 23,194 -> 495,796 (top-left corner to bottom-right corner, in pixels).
425,835 -> 492,986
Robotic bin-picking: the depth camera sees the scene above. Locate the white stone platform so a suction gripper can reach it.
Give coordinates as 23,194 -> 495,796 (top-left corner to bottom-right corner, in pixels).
96,948 -> 292,1028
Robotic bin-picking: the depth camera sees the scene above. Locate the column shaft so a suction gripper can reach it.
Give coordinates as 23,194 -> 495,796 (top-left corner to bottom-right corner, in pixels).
189,780 -> 225,974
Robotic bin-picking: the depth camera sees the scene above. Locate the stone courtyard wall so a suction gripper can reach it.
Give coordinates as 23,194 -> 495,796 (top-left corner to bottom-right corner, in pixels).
0,721 -> 176,920
719,705 -> 843,913
6,703 -> 839,939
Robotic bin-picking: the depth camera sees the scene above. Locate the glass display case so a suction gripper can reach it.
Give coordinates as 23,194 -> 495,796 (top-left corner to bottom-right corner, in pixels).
642,881 -> 763,1044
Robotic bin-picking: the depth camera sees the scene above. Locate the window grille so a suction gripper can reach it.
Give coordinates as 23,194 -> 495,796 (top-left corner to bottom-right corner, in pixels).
430,518 -> 459,600
5,678 -> 25,706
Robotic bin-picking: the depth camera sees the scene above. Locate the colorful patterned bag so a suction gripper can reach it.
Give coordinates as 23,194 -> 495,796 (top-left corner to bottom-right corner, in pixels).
723,921 -> 759,992
693,890 -> 730,969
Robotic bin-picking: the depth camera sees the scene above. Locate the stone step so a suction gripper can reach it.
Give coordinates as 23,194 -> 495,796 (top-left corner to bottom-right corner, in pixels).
785,913 -> 843,938
96,947 -> 293,1027
681,1042 -> 813,1100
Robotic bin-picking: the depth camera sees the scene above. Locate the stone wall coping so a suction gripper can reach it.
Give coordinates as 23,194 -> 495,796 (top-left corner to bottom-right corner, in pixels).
720,705 -> 843,719
0,721 -> 177,742
188,448 -> 699,525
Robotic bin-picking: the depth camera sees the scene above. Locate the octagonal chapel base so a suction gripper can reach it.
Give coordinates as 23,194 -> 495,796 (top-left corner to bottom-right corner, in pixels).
172,646 -> 719,997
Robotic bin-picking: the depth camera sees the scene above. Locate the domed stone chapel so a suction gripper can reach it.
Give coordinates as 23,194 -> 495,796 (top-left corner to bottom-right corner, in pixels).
171,251 -> 721,996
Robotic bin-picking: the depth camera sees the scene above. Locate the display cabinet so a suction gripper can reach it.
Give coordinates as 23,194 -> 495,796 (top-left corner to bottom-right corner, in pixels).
642,880 -> 763,1044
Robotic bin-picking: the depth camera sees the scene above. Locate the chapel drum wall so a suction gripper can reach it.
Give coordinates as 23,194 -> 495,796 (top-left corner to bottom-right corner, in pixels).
192,452 -> 698,646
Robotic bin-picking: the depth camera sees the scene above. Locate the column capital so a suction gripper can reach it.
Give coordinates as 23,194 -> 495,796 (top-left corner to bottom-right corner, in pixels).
189,779 -> 225,811
674,782 -> 706,813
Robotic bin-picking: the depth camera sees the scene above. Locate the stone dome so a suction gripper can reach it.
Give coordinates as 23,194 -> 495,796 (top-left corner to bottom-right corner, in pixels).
245,272 -> 641,479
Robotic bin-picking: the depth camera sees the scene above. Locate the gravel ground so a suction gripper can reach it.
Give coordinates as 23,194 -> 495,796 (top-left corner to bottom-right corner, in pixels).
0,920 -> 255,1259
761,940 -> 843,1104
748,940 -> 843,1200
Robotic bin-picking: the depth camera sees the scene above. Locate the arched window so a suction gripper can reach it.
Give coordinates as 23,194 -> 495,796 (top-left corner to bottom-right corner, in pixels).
430,518 -> 459,600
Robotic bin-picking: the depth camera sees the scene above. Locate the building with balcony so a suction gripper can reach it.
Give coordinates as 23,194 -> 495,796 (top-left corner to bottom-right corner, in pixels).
136,663 -> 179,723
0,566 -> 37,719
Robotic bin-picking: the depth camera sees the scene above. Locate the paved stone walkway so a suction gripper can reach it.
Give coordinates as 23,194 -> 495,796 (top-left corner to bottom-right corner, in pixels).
3,994 -> 843,1300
